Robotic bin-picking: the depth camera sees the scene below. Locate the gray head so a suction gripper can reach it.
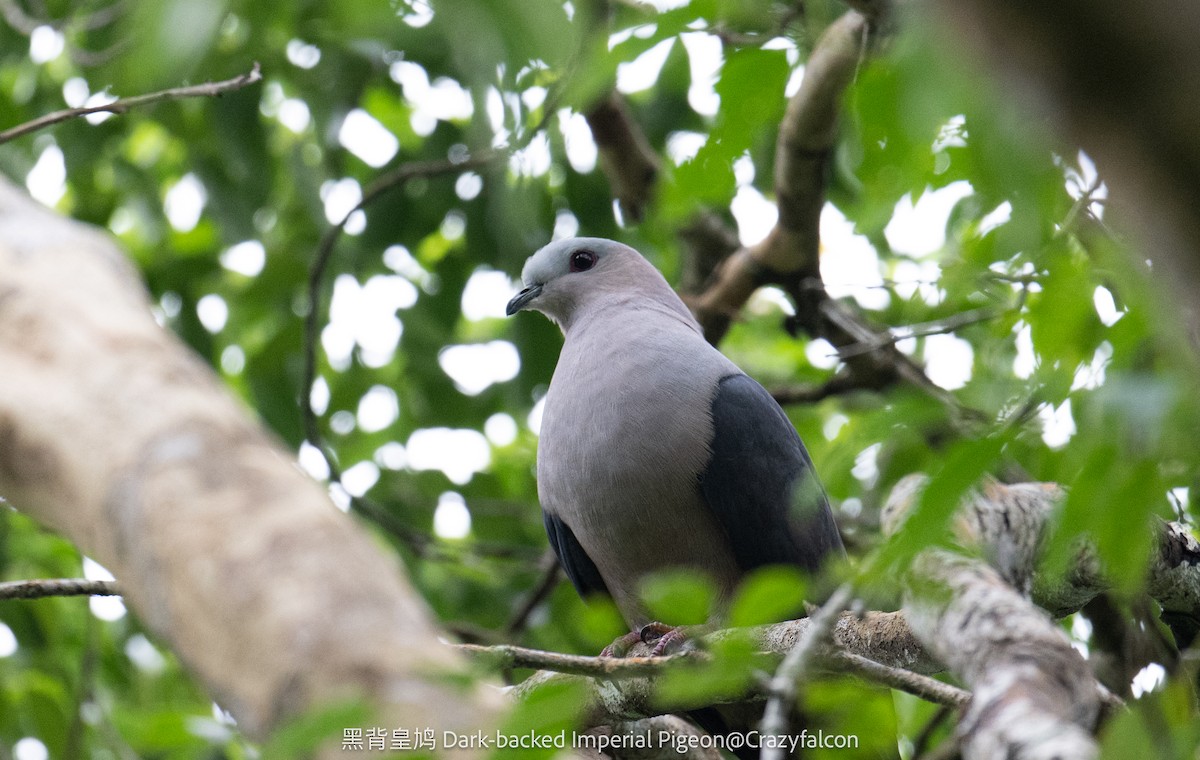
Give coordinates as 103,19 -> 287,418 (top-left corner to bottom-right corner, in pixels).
506,237 -> 689,332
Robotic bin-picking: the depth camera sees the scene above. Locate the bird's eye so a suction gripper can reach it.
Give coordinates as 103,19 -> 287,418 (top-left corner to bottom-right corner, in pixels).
569,250 -> 597,272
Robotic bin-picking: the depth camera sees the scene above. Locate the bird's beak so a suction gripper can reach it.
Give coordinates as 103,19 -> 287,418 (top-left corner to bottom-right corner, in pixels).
506,283 -> 543,316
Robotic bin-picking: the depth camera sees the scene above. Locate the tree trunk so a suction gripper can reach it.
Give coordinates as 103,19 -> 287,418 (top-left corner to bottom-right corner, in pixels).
0,177 -> 501,751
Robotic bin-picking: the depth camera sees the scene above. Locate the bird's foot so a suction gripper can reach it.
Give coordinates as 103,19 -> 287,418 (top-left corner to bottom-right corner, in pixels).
600,630 -> 644,658
639,622 -> 690,656
601,622 -> 691,657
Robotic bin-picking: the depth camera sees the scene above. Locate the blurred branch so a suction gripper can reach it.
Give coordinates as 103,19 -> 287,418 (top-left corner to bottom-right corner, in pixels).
342,490 -> 542,563
833,306 -> 1003,360
0,62 -> 262,144
585,92 -> 661,222
300,150 -> 502,463
678,211 -> 741,295
760,584 -> 854,760
299,149 -> 525,558
505,550 -> 562,636
931,0 -> 1200,345
911,705 -> 955,760
0,0 -> 38,34
0,175 -> 502,738
0,578 -> 121,600
0,0 -> 124,33
711,5 -> 804,47
768,369 -> 893,405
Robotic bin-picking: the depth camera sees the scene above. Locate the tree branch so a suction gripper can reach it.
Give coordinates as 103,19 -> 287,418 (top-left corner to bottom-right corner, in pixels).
505,550 -> 563,636
691,11 -> 867,343
0,62 -> 263,145
300,151 -> 502,465
884,474 -> 1200,623
502,610 -> 950,727
760,584 -> 854,760
0,176 -> 501,749
0,578 -> 121,600
905,551 -> 1100,760
585,92 -> 661,222
768,368 -> 894,405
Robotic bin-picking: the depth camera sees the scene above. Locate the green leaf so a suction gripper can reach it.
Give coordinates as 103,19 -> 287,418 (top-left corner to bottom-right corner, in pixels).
638,569 -> 716,626
728,566 -> 809,627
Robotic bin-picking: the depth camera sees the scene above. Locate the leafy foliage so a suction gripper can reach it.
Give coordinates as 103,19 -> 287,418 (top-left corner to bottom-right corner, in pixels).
1,0 -> 1198,757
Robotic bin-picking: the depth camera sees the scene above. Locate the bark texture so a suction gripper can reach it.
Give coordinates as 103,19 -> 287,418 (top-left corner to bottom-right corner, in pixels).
0,178 -> 501,746
906,552 -> 1100,760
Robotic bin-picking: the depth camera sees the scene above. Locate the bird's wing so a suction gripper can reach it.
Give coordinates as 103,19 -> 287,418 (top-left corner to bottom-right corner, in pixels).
543,509 -> 611,597
699,373 -> 844,573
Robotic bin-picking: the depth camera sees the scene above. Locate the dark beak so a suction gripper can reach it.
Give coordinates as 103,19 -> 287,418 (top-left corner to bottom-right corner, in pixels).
506,283 -> 543,316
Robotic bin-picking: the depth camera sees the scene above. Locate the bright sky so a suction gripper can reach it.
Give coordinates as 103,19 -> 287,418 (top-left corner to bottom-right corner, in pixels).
20,8 -> 1117,546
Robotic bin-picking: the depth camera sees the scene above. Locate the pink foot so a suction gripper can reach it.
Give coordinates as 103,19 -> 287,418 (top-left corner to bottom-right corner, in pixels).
601,622 -> 690,657
638,622 -> 690,655
600,630 -> 644,658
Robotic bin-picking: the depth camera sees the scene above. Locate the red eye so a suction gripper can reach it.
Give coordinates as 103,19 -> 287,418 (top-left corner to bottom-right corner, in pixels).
569,250 -> 597,272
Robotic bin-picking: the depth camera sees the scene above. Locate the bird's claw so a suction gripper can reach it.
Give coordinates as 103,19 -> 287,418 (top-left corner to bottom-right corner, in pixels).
600,622 -> 690,657
642,623 -> 689,656
600,630 -> 644,658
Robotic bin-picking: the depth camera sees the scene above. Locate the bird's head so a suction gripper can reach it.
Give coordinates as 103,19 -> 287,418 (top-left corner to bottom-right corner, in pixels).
506,237 -> 669,330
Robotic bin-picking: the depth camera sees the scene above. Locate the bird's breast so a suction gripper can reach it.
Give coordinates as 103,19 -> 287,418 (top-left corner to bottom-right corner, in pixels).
537,323 -> 743,624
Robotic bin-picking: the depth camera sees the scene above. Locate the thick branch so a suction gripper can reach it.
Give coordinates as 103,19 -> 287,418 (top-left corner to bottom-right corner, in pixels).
0,63 -> 262,144
884,474 -> 1200,621
905,552 -> 1100,760
0,178 -> 500,750
692,11 -> 866,342
585,92 -> 661,222
878,476 -> 1189,758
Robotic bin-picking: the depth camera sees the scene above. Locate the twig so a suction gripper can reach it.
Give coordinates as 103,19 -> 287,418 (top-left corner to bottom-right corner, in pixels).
911,704 -> 955,760
818,296 -> 987,425
0,62 -> 263,144
456,642 -> 696,678
505,551 -> 563,636
826,651 -> 967,707
710,5 -> 802,47
759,584 -> 854,760
347,491 -> 542,562
64,613 -> 99,759
834,306 -> 1002,360
0,578 -> 121,600
0,0 -> 39,34
300,150 -> 501,450
769,368 -> 894,405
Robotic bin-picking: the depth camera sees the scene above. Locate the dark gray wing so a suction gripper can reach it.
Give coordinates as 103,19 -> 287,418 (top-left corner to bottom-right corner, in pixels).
543,510 -> 610,598
699,373 -> 844,573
